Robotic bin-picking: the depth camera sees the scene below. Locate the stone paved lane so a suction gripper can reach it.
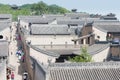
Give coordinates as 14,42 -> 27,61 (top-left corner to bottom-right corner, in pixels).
8,22 -> 25,80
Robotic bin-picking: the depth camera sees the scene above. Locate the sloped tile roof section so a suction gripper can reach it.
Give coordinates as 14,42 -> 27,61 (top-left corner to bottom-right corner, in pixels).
43,14 -> 64,18
73,43 -> 110,55
93,20 -> 120,25
18,15 -> 42,19
0,40 -> 8,57
94,24 -> 120,32
0,22 -> 10,32
48,62 -> 120,80
57,19 -> 85,25
0,14 -> 12,19
20,17 -> 55,24
65,13 -> 90,18
28,44 -> 60,57
31,25 -> 70,35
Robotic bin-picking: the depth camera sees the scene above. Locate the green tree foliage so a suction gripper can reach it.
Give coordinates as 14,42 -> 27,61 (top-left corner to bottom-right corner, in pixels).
0,1 -> 69,21
31,1 -> 48,15
31,1 -> 69,15
69,46 -> 93,62
48,4 -> 69,14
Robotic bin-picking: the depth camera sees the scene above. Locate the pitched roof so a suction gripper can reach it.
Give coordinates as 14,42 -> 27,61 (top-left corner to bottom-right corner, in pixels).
93,20 -> 120,25
94,24 -> 120,32
0,40 -> 8,56
73,43 -> 110,55
65,13 -> 90,19
0,14 -> 12,19
31,58 -> 120,80
48,62 -> 120,80
29,44 -> 60,57
21,18 -> 55,24
43,14 -> 64,18
18,15 -> 42,20
31,25 -> 70,35
57,19 -> 85,25
0,22 -> 10,32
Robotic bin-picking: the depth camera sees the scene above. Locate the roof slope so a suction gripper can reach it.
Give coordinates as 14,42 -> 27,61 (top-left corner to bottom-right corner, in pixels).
48,62 -> 120,80
94,24 -> 120,32
29,44 -> 60,57
0,14 -> 12,19
31,56 -> 120,80
20,18 -> 55,24
74,43 -> 110,55
31,25 -> 70,35
57,19 -> 85,25
0,22 -> 10,32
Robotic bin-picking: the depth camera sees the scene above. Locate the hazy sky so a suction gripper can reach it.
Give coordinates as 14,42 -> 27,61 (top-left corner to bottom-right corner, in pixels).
1,0 -> 120,18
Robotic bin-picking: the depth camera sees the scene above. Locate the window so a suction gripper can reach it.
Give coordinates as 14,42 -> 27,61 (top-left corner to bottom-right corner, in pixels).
0,35 -> 3,39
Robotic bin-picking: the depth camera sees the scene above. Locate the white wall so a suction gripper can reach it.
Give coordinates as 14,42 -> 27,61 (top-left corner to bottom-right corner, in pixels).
34,63 -> 45,80
30,47 -> 56,65
27,35 -> 77,45
0,27 -> 10,41
20,20 -> 29,30
92,47 -> 109,62
49,20 -> 57,24
93,27 -> 107,41
0,62 -> 6,80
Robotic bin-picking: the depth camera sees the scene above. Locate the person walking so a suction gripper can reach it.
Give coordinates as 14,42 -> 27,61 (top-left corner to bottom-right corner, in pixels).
11,72 -> 14,80
23,71 -> 28,80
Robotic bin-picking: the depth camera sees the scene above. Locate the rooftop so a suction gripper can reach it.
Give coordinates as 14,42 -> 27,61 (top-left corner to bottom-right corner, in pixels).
30,24 -> 70,35
0,22 -> 10,32
28,44 -> 60,57
94,24 -> 120,32
73,43 -> 110,55
21,18 -> 55,24
48,62 -> 120,80
31,56 -> 120,80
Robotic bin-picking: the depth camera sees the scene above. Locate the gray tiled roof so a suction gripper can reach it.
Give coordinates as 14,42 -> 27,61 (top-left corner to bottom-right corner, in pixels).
31,25 -> 70,35
94,24 -> 120,32
65,13 -> 90,19
100,16 -> 117,20
18,15 -> 42,20
69,26 -> 82,35
31,55 -> 120,80
57,19 -> 85,25
43,14 -> 64,18
73,43 -> 110,55
0,22 -> 10,32
48,62 -> 120,80
28,44 -> 60,57
0,40 -> 8,57
93,20 -> 120,25
0,14 -> 12,19
21,18 -> 55,24
47,49 -> 79,55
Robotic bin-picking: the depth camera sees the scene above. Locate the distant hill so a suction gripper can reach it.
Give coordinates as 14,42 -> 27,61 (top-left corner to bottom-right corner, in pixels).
0,1 -> 69,21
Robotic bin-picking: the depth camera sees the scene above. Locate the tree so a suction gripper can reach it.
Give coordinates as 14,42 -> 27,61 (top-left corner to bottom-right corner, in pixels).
31,1 -> 48,15
69,46 -> 93,62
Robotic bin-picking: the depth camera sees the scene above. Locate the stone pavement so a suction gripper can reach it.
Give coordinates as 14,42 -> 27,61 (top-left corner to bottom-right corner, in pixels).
8,22 -> 25,80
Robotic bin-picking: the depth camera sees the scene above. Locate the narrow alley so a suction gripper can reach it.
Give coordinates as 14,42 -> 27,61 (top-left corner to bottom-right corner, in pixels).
8,22 -> 26,80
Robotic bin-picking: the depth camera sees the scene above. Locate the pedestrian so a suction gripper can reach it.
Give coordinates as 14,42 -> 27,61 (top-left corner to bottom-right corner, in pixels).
22,55 -> 25,62
23,71 -> 28,80
7,74 -> 10,80
11,72 -> 14,80
11,52 -> 13,55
